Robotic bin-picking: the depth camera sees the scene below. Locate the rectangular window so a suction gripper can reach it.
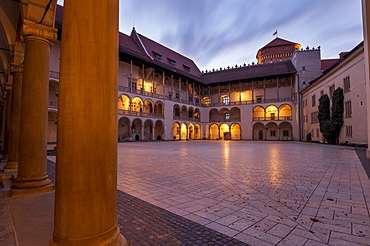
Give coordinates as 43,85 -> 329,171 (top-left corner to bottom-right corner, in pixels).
225,113 -> 230,120
346,125 -> 353,138
329,85 -> 335,98
311,111 -> 319,124
316,128 -> 319,138
343,76 -> 350,93
183,65 -> 191,72
283,130 -> 289,137
188,96 -> 193,102
256,96 -> 262,103
345,101 -> 352,118
312,95 -> 316,107
222,96 -> 230,105
168,58 -> 176,66
175,92 -> 180,99
153,52 -> 162,60
270,130 -> 276,137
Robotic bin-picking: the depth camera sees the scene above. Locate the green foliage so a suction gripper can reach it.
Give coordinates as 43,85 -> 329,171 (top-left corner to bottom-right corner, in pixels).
330,87 -> 344,143
317,88 -> 344,144
318,94 -> 331,142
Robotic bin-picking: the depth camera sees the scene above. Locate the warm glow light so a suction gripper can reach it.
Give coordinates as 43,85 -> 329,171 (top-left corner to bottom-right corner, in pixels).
268,147 -> 280,184
223,141 -> 230,176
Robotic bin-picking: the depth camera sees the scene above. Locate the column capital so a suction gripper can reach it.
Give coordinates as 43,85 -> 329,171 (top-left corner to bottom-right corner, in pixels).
23,19 -> 57,44
11,64 -> 23,74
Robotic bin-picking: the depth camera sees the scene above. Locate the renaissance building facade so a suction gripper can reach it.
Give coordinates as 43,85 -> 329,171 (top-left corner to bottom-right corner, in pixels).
42,6 -> 368,146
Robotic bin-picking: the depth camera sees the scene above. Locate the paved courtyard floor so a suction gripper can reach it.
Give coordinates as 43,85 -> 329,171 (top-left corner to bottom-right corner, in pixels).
116,141 -> 370,245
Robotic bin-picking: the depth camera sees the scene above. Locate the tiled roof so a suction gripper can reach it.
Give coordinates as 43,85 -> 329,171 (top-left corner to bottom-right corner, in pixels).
321,59 -> 339,71
262,37 -> 299,48
201,60 -> 296,84
134,29 -> 202,78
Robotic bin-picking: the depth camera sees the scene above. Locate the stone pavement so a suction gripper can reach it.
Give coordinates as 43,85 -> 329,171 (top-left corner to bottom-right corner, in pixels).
117,141 -> 370,245
1,141 -> 370,245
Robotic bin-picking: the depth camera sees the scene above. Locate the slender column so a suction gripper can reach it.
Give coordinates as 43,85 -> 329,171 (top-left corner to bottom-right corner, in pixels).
2,83 -> 12,161
130,60 -> 133,92
11,20 -> 56,196
162,71 -> 165,95
362,0 -> 370,159
142,64 -> 145,91
51,1 -> 126,245
4,65 -> 23,172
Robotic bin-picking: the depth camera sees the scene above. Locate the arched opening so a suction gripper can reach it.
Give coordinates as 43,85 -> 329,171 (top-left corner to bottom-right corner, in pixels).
154,120 -> 164,140
48,111 -> 58,143
279,122 -> 293,140
220,123 -> 230,140
181,106 -> 187,119
220,108 -> 230,122
118,117 -> 130,141
188,123 -> 195,140
230,107 -> 241,121
209,124 -> 219,140
253,122 -> 265,140
230,123 -> 241,140
265,105 -> 278,121
181,123 -> 187,140
209,108 -> 219,122
266,122 -> 279,140
253,106 -> 264,121
172,122 -> 180,140
173,104 -> 180,118
144,120 -> 154,140
118,94 -> 130,111
194,108 -> 200,121
195,124 -> 201,139
203,97 -> 210,106
132,118 -> 142,141
143,99 -> 154,114
132,97 -> 143,112
279,104 -> 292,120
154,101 -> 164,115
188,107 -> 194,120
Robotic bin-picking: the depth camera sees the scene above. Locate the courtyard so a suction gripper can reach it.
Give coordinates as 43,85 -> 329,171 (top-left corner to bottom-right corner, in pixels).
115,141 -> 370,245
2,141 -> 370,245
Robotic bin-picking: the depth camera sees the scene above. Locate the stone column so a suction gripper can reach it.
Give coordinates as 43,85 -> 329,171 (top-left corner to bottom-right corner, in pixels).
10,20 -> 56,196
50,0 -> 126,245
4,65 -> 23,172
362,0 -> 370,159
1,84 -> 12,162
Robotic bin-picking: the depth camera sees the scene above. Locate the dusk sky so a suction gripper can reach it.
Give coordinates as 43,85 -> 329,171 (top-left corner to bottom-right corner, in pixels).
57,0 -> 363,71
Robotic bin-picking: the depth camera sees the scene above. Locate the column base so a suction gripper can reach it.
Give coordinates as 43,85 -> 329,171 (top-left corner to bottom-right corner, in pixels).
3,161 -> 18,173
366,148 -> 370,159
10,178 -> 54,197
1,155 -> 8,162
49,226 -> 127,246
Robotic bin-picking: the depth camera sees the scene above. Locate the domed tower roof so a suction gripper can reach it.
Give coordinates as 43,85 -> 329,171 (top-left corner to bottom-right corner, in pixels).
256,37 -> 301,64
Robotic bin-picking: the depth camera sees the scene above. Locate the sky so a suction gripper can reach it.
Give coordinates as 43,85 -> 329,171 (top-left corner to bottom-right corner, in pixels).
57,0 -> 363,71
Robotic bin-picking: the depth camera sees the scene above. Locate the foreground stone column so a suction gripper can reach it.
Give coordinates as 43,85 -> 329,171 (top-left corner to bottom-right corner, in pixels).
10,21 -> 56,195
363,0 -> 370,159
50,0 -> 126,245
4,65 -> 23,172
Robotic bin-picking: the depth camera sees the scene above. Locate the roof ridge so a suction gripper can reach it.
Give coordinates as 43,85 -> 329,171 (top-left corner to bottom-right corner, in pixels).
131,28 -> 154,61
137,32 -> 196,65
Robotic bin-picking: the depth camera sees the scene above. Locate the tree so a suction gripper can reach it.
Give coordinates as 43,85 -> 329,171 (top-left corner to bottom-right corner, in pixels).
330,87 -> 344,144
317,88 -> 344,144
318,94 -> 331,143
